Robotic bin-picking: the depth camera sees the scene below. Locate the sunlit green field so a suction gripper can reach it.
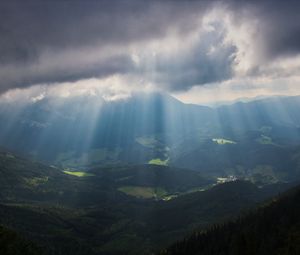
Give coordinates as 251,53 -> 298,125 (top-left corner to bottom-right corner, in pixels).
118,186 -> 167,199
148,158 -> 169,166
63,170 -> 95,177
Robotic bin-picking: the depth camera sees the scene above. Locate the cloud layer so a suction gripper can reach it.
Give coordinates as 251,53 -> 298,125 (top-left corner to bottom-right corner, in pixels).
0,0 -> 299,98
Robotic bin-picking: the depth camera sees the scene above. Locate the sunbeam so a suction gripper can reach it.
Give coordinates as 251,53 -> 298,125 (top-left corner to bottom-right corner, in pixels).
0,1 -> 300,254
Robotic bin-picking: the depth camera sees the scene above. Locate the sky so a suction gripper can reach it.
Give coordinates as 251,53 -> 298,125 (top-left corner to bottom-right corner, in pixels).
0,0 -> 299,105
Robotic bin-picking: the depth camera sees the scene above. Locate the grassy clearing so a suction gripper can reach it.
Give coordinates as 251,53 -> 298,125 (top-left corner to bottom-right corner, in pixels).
63,171 -> 94,177
148,158 -> 169,166
118,186 -> 167,199
212,138 -> 236,145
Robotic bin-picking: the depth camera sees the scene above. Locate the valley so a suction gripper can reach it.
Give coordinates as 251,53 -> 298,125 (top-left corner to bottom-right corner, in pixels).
1,93 -> 300,184
0,1 -> 299,254
1,94 -> 300,254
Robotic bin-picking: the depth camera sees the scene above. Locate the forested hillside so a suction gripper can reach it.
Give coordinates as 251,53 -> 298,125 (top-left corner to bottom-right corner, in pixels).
0,225 -> 42,255
159,185 -> 300,255
0,150 -> 295,254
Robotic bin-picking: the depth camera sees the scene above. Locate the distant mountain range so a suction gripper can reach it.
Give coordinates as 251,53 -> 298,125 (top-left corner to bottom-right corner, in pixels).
1,93 -> 300,184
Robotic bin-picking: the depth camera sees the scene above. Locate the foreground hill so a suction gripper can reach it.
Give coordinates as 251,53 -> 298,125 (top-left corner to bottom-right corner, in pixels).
0,225 -> 42,255
0,151 -> 295,254
159,184 -> 300,255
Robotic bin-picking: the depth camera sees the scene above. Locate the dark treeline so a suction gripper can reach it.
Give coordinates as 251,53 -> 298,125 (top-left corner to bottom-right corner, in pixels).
159,185 -> 300,255
0,225 -> 43,255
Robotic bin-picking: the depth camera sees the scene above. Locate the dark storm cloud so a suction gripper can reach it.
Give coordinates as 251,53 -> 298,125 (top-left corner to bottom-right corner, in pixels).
0,0 -> 208,63
0,0 -> 213,93
0,54 -> 134,94
258,1 -> 300,59
227,0 -> 300,61
0,0 -> 299,94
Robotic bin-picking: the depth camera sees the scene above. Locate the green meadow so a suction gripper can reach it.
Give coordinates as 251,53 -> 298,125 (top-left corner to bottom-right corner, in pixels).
63,170 -> 95,177
148,158 -> 169,166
